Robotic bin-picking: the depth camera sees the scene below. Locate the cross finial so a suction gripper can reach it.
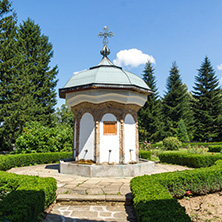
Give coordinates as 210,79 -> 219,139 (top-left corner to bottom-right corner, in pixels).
98,26 -> 114,45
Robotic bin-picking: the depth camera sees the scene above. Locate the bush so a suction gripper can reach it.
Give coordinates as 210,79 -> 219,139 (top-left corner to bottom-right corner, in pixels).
158,151 -> 222,168
0,171 -> 57,222
131,161 -> 222,221
182,142 -> 222,148
163,137 -> 182,150
208,145 -> 222,152
139,150 -> 151,160
15,121 -> 73,153
0,152 -> 72,171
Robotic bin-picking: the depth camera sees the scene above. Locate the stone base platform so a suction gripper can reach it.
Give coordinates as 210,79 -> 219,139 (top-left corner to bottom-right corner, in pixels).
59,159 -> 154,177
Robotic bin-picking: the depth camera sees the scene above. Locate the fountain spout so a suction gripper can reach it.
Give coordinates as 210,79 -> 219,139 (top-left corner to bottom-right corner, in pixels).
108,150 -> 112,164
83,149 -> 88,159
129,149 -> 133,161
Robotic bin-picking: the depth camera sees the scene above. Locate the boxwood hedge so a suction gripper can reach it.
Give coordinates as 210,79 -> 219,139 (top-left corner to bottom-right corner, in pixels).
208,145 -> 222,153
0,152 -> 72,171
0,152 -> 72,221
158,151 -> 222,168
139,150 -> 151,160
131,160 -> 222,222
0,171 -> 57,222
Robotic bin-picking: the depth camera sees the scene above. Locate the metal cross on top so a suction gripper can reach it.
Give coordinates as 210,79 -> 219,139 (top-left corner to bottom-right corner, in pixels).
98,26 -> 114,45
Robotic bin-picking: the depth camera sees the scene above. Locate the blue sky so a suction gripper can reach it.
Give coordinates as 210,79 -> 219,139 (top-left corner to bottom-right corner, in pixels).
13,0 -> 222,108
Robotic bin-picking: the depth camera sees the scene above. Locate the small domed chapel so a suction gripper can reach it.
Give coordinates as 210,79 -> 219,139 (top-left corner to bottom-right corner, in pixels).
59,27 -> 152,165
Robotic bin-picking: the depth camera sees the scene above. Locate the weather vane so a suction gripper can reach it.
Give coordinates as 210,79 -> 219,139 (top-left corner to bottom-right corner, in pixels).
98,26 -> 114,45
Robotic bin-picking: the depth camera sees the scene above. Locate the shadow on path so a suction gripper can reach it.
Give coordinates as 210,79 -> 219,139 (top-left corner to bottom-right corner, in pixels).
45,164 -> 59,170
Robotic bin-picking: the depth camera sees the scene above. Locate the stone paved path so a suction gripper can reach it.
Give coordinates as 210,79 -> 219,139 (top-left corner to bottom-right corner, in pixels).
44,204 -> 136,222
8,163 -> 191,222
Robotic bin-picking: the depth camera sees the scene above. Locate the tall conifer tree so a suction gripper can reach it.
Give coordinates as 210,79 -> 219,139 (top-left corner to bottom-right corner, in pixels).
0,0 -> 20,150
138,61 -> 163,142
162,62 -> 193,139
192,57 -> 222,141
0,3 -> 58,150
17,18 -> 58,126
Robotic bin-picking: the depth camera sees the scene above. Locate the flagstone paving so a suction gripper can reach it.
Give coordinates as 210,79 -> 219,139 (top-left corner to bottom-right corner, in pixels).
8,163 -> 191,222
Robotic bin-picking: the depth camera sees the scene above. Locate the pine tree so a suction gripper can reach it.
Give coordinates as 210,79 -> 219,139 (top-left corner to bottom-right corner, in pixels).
192,57 -> 222,141
0,0 -> 20,150
176,119 -> 189,142
138,61 -> 163,142
0,5 -> 58,150
162,62 -> 194,139
17,18 -> 58,126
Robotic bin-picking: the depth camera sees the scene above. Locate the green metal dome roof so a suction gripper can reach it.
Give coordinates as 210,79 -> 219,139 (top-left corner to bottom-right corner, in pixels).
59,47 -> 152,98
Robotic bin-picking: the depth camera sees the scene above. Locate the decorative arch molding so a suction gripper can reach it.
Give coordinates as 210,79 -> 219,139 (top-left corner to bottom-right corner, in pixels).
71,101 -> 139,122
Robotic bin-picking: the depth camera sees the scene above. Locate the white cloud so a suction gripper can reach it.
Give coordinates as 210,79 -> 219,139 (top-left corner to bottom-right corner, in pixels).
217,64 -> 222,70
113,48 -> 155,68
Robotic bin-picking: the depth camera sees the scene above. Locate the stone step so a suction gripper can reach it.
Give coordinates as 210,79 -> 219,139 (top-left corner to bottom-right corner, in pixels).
56,193 -> 133,206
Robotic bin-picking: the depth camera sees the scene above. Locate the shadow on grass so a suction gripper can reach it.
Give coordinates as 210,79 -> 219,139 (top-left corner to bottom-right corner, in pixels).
134,198 -> 191,222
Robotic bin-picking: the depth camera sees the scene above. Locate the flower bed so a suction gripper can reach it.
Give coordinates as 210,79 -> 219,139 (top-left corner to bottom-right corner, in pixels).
158,151 -> 222,168
130,160 -> 222,221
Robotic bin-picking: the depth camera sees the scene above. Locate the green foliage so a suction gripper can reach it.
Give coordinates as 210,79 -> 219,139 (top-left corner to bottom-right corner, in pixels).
139,150 -> 151,160
0,0 -> 20,151
0,152 -> 72,171
176,119 -> 189,141
208,145 -> 222,152
162,62 -> 194,140
182,142 -> 222,147
158,151 -> 222,168
0,3 -> 58,151
131,162 -> 222,221
15,121 -> 73,153
163,137 -> 182,150
0,171 -> 57,222
138,62 -> 163,142
53,104 -> 74,128
192,57 -> 222,141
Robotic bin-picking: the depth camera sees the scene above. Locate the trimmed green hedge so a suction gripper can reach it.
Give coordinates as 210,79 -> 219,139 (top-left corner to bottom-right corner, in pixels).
0,152 -> 72,171
139,150 -> 151,160
182,142 -> 222,147
131,160 -> 222,222
208,145 -> 222,153
158,151 -> 222,168
0,171 -> 57,222
0,152 -> 72,221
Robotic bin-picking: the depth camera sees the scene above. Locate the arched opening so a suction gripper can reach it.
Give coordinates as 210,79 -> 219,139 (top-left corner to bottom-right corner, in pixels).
124,114 -> 136,163
100,113 -> 119,163
79,113 -> 95,161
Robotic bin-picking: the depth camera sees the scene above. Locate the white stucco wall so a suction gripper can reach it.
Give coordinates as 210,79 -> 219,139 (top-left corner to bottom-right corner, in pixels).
78,113 -> 95,161
124,114 -> 136,163
100,113 -> 119,163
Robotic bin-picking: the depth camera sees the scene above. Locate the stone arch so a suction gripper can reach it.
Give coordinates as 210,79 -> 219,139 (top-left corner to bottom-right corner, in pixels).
124,114 -> 136,163
78,112 -> 95,161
